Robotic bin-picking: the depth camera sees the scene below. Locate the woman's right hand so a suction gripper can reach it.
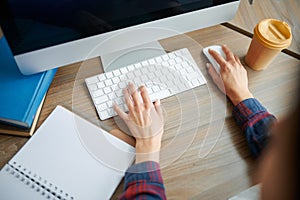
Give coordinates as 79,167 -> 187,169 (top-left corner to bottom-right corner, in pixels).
206,45 -> 253,105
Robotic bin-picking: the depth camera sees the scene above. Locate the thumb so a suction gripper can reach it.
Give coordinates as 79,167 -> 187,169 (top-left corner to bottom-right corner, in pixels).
206,63 -> 219,81
206,63 -> 225,94
154,99 -> 163,118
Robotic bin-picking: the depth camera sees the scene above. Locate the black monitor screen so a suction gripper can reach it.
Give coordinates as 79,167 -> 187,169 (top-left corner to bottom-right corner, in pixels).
0,0 -> 237,55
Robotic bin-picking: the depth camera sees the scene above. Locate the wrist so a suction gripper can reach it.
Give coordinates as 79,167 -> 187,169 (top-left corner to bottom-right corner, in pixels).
135,138 -> 162,164
229,91 -> 254,106
135,151 -> 160,163
135,138 -> 161,153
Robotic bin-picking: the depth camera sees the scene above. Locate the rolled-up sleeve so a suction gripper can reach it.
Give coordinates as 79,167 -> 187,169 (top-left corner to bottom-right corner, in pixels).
232,98 -> 276,157
119,161 -> 166,200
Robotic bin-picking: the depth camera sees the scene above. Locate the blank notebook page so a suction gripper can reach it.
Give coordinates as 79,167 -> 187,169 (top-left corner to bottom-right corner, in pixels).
6,106 -> 135,199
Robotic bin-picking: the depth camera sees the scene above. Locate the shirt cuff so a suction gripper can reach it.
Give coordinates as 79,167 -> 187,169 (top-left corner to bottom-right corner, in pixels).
125,161 -> 163,185
232,98 -> 271,130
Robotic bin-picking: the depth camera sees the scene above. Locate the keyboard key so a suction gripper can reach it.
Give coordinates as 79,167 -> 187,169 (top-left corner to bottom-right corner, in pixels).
105,79 -> 113,86
112,77 -> 120,84
149,89 -> 172,101
135,63 -> 142,68
113,69 -> 121,76
98,103 -> 108,111
152,85 -> 160,93
162,54 -> 169,61
180,69 -> 188,76
116,89 -> 123,97
99,110 -> 109,119
169,59 -> 176,66
189,72 -> 199,79
120,68 -> 128,74
89,83 -> 98,91
161,62 -> 169,67
182,61 -> 189,68
155,57 -> 163,63
106,72 -> 114,79
86,76 -> 98,85
114,97 -> 123,105
118,81 -> 126,89
147,87 -> 154,95
166,80 -> 173,88
186,66 -> 194,73
169,52 -> 176,59
126,72 -> 134,79
134,70 -> 142,76
191,79 -> 199,86
97,82 -> 105,88
141,67 -> 149,74
174,64 -> 182,70
93,89 -> 104,98
133,77 -> 142,86
128,65 -> 135,71
107,92 -> 115,100
159,76 -> 168,83
98,74 -> 106,81
141,61 -> 149,66
95,95 -> 109,105
103,87 -> 112,94
107,101 -> 113,108
149,59 -> 155,65
155,70 -> 162,77
148,73 -> 155,79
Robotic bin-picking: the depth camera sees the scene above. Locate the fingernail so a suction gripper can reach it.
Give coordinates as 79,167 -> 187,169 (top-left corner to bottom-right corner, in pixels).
206,63 -> 210,69
156,99 -> 161,105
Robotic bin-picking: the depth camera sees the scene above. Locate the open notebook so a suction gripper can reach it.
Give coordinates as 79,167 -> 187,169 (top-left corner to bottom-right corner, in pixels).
0,106 -> 135,200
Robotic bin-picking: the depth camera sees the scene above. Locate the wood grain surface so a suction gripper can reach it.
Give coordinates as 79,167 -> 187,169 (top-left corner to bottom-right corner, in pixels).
0,24 -> 299,199
231,0 -> 300,56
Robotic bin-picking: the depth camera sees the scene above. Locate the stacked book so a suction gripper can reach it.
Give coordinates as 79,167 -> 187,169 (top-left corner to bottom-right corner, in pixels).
0,29 -> 56,136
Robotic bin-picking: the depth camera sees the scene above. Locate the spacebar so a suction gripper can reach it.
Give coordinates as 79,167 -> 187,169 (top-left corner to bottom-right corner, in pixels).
149,89 -> 172,101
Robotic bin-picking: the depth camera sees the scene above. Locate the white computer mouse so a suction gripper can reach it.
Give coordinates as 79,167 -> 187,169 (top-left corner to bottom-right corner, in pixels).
202,45 -> 226,74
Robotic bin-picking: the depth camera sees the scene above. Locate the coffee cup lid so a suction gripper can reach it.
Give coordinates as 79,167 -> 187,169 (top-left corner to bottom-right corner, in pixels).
255,19 -> 292,49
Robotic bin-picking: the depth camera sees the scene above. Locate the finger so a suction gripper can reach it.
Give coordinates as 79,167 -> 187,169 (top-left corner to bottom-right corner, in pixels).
234,55 -> 242,66
123,88 -> 134,111
128,82 -> 142,109
113,103 -> 128,120
154,99 -> 163,117
207,63 -> 220,81
208,48 -> 226,67
222,45 -> 235,61
140,85 -> 152,109
206,63 -> 225,94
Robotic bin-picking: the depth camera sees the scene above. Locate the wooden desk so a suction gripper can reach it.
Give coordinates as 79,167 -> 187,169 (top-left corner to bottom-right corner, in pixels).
0,24 -> 299,199
231,0 -> 300,56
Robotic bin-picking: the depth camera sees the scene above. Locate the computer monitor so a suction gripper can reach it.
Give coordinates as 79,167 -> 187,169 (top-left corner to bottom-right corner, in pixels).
0,0 -> 239,75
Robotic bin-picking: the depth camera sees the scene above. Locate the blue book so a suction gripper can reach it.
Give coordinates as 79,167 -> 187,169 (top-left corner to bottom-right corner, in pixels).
0,34 -> 57,128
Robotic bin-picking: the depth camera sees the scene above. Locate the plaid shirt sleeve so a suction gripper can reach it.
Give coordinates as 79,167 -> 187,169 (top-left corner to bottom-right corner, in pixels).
232,98 -> 277,157
119,161 -> 166,200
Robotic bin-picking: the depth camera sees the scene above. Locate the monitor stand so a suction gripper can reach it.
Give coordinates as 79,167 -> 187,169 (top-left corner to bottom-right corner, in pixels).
101,41 -> 166,72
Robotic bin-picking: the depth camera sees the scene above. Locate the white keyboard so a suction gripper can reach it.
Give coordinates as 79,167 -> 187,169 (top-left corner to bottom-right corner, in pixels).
85,48 -> 206,120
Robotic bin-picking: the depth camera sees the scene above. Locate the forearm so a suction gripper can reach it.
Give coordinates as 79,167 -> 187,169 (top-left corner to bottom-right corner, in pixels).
119,161 -> 166,200
232,98 -> 277,157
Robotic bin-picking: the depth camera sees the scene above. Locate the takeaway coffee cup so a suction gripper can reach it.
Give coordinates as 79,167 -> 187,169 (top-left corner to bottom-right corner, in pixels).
245,19 -> 292,71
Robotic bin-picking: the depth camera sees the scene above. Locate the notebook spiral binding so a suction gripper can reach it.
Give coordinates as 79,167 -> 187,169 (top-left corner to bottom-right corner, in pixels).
6,162 -> 74,200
